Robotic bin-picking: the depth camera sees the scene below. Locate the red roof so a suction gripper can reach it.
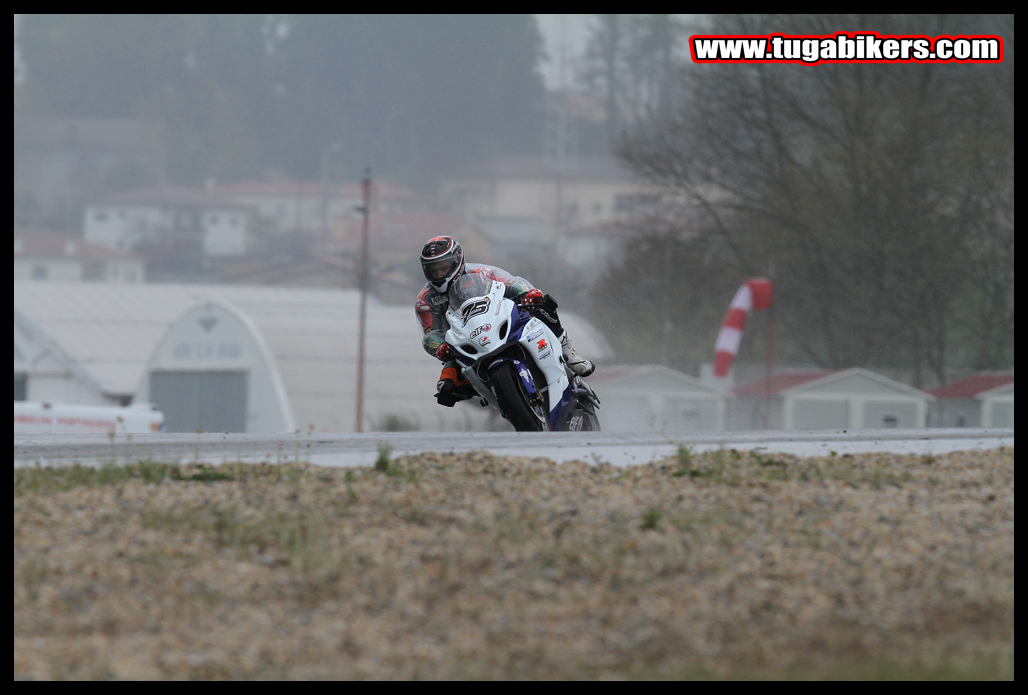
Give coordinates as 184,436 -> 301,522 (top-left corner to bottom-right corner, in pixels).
733,371 -> 835,397
97,185 -> 249,209
216,179 -> 428,203
353,212 -> 468,249
15,233 -> 143,261
929,373 -> 1014,398
583,365 -> 647,384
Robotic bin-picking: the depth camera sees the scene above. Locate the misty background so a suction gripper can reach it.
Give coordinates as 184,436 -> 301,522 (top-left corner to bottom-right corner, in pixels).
13,14 -> 1014,392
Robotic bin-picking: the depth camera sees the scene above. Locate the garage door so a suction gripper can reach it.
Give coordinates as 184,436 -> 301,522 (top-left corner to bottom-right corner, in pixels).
792,399 -> 848,430
662,397 -> 703,432
863,401 -> 918,428
150,370 -> 248,433
600,395 -> 653,432
989,402 -> 1014,428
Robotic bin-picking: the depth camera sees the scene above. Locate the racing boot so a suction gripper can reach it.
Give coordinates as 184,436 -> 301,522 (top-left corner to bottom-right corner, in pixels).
560,331 -> 595,377
436,364 -> 475,407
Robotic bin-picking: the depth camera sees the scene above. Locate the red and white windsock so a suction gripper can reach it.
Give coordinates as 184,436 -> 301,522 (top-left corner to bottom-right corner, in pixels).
713,278 -> 773,377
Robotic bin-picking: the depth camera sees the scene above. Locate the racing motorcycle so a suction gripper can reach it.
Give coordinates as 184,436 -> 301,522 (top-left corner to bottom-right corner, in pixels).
443,273 -> 600,431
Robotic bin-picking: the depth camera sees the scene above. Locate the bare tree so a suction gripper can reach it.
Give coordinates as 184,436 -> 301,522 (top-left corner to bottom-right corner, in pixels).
616,14 -> 1014,386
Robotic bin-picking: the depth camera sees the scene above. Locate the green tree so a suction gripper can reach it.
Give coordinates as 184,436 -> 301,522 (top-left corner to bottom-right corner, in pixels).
579,14 -> 687,138
266,14 -> 546,185
19,14 -> 266,186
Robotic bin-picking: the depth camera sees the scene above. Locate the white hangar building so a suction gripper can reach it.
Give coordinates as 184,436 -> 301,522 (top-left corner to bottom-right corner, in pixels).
15,306 -> 109,405
13,281 -> 613,433
586,365 -> 729,433
729,368 -> 934,431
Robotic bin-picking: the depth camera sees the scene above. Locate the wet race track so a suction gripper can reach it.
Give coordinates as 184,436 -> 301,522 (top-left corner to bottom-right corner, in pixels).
14,428 -> 1014,469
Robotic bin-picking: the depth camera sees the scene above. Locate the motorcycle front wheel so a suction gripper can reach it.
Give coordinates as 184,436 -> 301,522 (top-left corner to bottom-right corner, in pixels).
491,362 -> 548,431
567,409 -> 600,431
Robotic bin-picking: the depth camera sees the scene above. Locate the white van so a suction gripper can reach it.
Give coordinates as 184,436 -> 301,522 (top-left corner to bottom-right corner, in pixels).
14,401 -> 165,434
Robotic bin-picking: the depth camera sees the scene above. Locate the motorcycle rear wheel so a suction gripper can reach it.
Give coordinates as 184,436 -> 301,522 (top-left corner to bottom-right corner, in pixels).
491,362 -> 548,431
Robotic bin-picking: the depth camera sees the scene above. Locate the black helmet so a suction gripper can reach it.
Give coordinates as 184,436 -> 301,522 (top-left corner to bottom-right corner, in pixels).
421,236 -> 465,292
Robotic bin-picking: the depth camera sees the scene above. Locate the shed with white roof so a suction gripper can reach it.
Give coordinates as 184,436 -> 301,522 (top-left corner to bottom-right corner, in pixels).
730,368 -> 934,431
585,365 -> 729,433
929,373 -> 1014,428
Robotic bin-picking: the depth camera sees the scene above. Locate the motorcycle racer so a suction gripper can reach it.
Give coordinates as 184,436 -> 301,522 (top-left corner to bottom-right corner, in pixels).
415,236 -> 595,406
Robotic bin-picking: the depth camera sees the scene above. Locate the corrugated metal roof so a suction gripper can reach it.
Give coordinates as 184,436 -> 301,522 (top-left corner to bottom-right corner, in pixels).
929,373 -> 1014,399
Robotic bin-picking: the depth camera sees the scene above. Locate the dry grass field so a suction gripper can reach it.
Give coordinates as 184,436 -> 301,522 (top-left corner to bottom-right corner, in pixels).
14,447 -> 1014,680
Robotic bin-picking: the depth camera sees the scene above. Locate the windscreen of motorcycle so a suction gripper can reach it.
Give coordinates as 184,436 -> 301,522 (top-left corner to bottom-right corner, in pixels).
448,273 -> 493,310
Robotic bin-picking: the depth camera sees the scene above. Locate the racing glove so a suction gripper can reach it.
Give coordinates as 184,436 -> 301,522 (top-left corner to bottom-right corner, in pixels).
520,290 -> 559,322
521,288 -> 544,308
435,342 -> 454,361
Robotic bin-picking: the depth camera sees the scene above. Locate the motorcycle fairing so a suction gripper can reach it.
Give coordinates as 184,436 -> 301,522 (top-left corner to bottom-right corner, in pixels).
549,381 -> 577,430
485,356 -> 537,395
443,279 -> 578,427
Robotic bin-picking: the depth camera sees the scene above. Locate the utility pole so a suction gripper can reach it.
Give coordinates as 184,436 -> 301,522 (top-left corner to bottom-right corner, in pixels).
354,166 -> 371,433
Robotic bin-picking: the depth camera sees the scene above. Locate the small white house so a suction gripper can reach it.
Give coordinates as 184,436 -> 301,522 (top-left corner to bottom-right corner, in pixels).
730,368 -> 934,431
929,373 -> 1014,428
213,179 -> 430,236
84,185 -> 250,257
438,156 -> 645,241
586,365 -> 729,432
15,233 -> 145,283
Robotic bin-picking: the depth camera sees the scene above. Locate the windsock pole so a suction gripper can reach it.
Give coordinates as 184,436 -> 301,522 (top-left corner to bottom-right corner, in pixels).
764,301 -> 773,429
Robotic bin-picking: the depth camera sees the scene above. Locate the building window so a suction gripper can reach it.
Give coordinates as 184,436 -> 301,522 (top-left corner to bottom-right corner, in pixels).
615,193 -> 660,213
83,261 -> 106,281
14,372 -> 27,401
177,211 -> 198,230
94,210 -> 109,222
32,265 -> 48,279
209,213 -> 220,225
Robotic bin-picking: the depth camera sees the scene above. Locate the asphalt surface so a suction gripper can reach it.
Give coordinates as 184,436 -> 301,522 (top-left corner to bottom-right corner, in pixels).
13,428 -> 1014,468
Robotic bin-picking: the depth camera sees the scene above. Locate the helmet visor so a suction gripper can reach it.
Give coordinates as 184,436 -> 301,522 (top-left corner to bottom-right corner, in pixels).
424,257 -> 458,282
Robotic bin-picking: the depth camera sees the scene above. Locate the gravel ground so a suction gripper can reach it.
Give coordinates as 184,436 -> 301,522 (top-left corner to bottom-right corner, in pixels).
14,447 -> 1014,680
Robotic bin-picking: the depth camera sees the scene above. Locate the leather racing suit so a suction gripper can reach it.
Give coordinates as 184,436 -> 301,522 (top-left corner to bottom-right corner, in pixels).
415,263 -> 565,406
